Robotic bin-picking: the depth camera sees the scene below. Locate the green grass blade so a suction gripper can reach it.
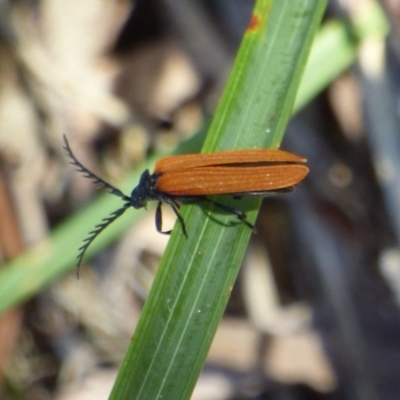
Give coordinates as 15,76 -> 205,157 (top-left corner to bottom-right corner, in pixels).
109,1 -> 327,399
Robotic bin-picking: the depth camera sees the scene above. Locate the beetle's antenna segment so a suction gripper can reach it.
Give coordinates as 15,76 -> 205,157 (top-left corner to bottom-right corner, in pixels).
63,135 -> 131,202
63,135 -> 133,277
76,203 -> 131,278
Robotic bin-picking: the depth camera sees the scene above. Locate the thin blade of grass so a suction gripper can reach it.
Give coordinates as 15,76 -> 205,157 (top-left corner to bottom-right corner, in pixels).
109,1 -> 327,399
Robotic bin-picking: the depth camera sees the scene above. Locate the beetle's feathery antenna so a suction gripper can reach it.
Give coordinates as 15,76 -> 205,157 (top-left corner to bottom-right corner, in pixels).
63,135 -> 133,277
76,203 -> 130,278
63,135 -> 131,202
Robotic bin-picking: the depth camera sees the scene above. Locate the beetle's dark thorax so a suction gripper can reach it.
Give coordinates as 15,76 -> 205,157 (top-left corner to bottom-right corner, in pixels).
130,170 -> 165,209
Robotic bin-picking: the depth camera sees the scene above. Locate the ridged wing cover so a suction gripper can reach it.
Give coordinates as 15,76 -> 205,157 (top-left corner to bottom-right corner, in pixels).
155,165 -> 309,196
154,149 -> 307,173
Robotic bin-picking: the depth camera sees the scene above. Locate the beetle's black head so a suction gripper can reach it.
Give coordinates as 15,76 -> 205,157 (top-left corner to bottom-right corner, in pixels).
130,169 -> 156,209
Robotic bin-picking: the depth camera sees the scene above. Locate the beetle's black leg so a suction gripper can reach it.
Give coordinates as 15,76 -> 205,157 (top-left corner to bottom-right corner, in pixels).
205,198 -> 256,232
172,199 -> 181,209
163,198 -> 188,237
155,201 -> 172,235
155,200 -> 187,237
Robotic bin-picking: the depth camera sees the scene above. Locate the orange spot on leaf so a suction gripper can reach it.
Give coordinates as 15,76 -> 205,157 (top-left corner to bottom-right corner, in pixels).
246,14 -> 261,33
